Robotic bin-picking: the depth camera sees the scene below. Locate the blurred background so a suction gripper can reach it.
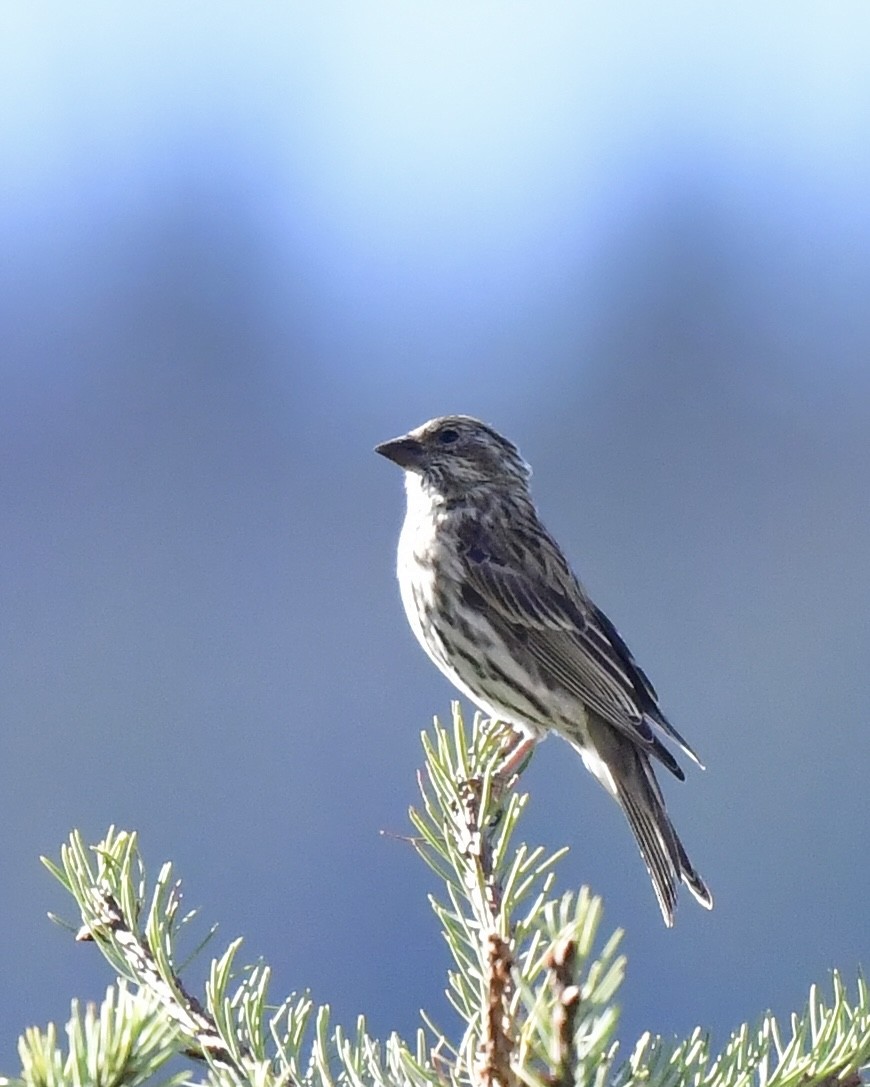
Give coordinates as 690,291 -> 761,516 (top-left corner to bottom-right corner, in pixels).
1,0 -> 868,1070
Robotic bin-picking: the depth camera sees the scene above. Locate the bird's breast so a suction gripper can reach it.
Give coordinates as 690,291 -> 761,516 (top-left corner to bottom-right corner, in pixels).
395,489 -> 466,669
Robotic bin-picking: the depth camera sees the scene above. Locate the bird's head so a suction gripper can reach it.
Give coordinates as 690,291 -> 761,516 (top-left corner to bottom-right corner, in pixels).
375,415 -> 531,498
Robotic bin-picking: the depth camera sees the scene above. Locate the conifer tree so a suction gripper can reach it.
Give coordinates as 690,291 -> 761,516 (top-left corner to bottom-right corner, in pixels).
4,706 -> 867,1087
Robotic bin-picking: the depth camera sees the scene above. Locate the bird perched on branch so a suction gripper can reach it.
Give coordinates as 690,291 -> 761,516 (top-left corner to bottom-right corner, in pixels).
376,414 -> 712,926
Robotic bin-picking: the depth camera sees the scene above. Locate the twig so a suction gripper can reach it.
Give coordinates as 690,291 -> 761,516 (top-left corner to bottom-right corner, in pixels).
817,1074 -> 863,1087
456,776 -> 516,1087
457,776 -> 503,920
545,937 -> 580,1087
81,886 -> 249,1077
478,932 -> 516,1087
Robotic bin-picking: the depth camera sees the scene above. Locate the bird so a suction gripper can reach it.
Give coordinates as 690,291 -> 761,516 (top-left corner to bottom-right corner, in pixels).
375,414 -> 712,926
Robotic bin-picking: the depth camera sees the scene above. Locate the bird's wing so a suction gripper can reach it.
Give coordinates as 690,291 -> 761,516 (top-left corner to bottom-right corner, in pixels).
590,601 -> 703,766
458,519 -> 700,770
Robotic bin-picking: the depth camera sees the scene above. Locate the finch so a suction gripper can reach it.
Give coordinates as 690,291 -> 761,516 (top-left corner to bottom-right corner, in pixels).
376,414 -> 712,926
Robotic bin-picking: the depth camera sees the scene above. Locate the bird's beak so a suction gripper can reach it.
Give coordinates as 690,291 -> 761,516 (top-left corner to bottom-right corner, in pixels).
374,435 -> 424,469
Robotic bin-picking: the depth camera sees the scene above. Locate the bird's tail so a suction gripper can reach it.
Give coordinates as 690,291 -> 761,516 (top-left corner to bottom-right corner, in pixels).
582,717 -> 713,927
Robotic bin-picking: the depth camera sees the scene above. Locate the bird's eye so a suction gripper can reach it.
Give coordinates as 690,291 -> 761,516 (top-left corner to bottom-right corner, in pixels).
438,428 -> 460,445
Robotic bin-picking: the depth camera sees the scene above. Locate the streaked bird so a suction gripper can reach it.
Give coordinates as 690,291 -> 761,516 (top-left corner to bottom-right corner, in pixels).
376,414 -> 712,926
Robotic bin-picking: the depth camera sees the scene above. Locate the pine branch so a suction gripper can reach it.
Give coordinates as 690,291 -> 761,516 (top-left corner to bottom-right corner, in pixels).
409,711 -> 623,1087
42,828 -> 255,1080
621,971 -> 870,1087
2,703 -> 867,1087
2,982 -> 185,1087
543,937 -> 581,1087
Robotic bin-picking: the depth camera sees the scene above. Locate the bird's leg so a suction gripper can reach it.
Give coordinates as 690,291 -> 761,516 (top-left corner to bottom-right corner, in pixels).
495,727 -> 537,780
473,721 -> 536,808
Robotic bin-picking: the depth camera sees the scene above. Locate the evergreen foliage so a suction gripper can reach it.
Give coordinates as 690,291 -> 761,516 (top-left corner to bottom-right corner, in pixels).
3,705 -> 867,1087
